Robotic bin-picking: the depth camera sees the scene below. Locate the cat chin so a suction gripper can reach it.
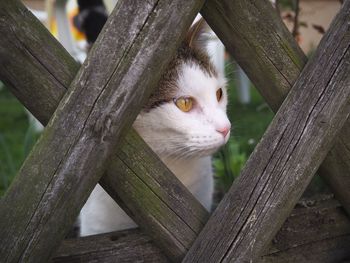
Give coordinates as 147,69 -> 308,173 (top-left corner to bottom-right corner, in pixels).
172,149 -> 220,160
196,148 -> 222,157
163,143 -> 225,159
193,136 -> 230,157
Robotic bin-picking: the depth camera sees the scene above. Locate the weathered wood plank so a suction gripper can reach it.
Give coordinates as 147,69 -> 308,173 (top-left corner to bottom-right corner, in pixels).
52,196 -> 350,263
0,1 -> 203,262
0,1 -> 208,261
267,195 -> 350,254
1,1 -> 348,262
202,0 -> 350,216
263,236 -> 350,263
53,229 -> 169,263
183,2 -> 350,262
0,1 -> 78,124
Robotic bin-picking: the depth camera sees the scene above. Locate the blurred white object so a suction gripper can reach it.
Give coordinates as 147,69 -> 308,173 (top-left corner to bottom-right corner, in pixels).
25,110 -> 44,132
236,66 -> 251,104
103,0 -> 118,14
46,0 -> 87,62
29,9 -> 48,23
53,0 -> 76,55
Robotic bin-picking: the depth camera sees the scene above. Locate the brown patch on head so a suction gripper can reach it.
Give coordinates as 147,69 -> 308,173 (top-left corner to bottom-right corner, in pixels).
144,19 -> 218,111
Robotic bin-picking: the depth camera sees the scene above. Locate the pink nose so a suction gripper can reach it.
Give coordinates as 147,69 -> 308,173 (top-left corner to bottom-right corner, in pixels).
216,125 -> 230,138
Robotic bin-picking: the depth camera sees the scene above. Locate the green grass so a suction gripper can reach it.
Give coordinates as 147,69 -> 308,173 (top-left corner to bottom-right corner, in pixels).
227,82 -> 273,156
0,84 -> 39,196
213,63 -> 274,192
213,62 -> 328,195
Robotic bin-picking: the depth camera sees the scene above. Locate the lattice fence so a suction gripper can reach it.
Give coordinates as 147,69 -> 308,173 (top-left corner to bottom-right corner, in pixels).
0,0 -> 349,262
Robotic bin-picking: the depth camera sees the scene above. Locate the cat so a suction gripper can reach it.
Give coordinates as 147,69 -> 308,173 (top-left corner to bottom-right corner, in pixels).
80,19 -> 231,236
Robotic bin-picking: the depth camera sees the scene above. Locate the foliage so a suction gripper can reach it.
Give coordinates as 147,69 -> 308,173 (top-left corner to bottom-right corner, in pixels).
213,62 -> 274,192
277,0 -> 294,9
0,85 -> 39,196
213,140 -> 247,192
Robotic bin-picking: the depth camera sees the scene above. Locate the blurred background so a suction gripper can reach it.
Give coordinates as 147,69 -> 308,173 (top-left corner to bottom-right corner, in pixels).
0,0 -> 342,197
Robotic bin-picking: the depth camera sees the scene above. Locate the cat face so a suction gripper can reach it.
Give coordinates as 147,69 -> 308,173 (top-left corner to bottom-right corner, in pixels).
133,62 -> 230,159
133,19 -> 230,159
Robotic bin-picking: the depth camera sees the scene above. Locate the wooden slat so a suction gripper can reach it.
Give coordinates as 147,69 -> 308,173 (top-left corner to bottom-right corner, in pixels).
202,0 -> 350,216
52,196 -> 350,263
0,0 -> 203,262
263,236 -> 350,263
53,229 -> 169,263
183,2 -> 350,261
0,0 -> 348,262
0,1 -> 208,261
267,195 -> 350,254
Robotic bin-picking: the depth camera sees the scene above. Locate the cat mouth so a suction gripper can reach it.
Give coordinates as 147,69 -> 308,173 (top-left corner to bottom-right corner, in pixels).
187,136 -> 228,157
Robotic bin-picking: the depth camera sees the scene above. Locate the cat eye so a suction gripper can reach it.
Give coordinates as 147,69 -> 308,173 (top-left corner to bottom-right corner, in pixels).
216,88 -> 223,102
174,97 -> 193,112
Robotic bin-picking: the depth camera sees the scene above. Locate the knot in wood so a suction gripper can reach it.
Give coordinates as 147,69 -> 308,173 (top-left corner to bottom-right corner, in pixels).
94,114 -> 113,142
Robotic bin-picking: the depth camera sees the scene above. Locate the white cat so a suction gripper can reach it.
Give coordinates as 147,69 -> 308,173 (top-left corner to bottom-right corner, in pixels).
80,19 -> 231,236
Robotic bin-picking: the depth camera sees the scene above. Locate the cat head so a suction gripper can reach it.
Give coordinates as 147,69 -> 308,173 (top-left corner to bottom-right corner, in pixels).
133,19 -> 231,159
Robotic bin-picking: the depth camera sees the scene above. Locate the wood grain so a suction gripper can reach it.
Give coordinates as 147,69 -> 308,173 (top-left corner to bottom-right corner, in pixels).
0,0 -> 203,262
263,236 -> 350,263
0,1 -> 208,261
184,2 -> 350,262
53,229 -> 169,263
52,196 -> 350,262
202,0 -> 350,216
1,0 -> 348,262
266,195 -> 350,255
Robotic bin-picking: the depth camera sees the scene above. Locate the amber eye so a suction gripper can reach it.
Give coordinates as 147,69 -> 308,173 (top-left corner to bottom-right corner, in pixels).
174,97 -> 193,112
216,88 -> 223,101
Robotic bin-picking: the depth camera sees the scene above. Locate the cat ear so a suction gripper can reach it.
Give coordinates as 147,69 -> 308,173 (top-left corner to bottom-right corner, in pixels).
184,18 -> 211,50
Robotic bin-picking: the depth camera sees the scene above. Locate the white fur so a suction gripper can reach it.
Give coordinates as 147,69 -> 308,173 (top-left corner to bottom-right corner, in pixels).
80,63 -> 230,236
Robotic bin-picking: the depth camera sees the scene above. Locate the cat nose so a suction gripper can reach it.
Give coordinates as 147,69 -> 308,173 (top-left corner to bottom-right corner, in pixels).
216,125 -> 231,138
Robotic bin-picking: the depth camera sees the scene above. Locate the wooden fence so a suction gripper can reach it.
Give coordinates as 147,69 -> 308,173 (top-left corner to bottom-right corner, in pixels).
0,0 -> 349,262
